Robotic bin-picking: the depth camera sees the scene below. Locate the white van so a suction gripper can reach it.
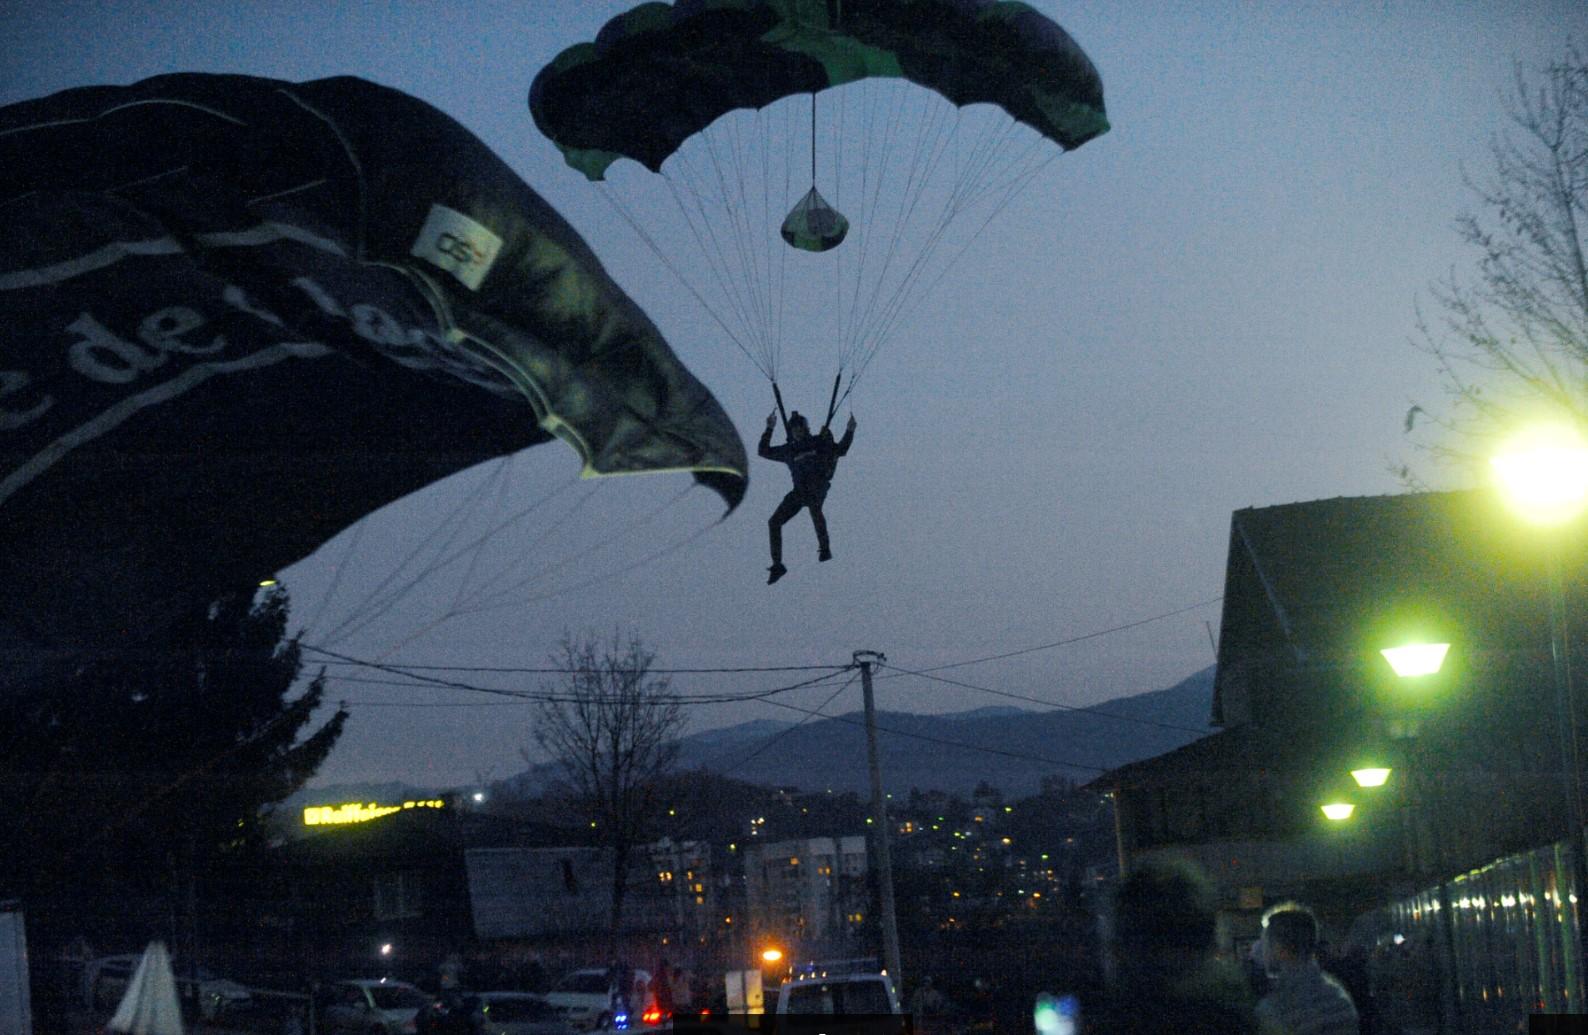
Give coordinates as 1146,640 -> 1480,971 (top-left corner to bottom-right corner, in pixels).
545,967 -> 651,1030
775,973 -> 900,1016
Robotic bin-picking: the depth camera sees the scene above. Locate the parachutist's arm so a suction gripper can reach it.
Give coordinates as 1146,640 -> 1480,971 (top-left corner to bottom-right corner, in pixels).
834,415 -> 855,456
758,423 -> 785,461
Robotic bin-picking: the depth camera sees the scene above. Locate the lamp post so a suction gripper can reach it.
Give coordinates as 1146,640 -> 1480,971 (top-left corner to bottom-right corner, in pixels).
1493,423 -> 1588,1005
1376,639 -> 1459,1033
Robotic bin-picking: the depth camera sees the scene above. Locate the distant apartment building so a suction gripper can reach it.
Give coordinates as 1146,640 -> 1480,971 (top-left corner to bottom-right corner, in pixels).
743,836 -> 868,959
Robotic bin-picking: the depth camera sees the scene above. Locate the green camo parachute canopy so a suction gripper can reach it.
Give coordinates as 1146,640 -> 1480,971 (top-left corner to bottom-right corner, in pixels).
530,0 -> 1109,181
529,0 -> 1109,398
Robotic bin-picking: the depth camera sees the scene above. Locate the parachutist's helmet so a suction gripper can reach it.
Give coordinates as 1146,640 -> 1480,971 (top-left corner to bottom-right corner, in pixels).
787,412 -> 809,437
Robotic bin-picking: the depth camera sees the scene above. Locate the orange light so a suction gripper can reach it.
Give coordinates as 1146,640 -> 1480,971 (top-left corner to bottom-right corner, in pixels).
642,1007 -> 666,1025
761,948 -> 784,963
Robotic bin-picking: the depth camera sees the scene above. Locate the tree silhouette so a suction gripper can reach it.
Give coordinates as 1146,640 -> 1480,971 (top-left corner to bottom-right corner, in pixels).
531,631 -> 683,956
0,584 -> 346,953
1407,49 -> 1588,470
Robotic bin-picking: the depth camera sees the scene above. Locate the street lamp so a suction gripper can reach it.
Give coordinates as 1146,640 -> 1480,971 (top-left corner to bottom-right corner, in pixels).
1320,802 -> 1356,821
1377,638 -> 1462,1032
1491,424 -> 1588,528
1493,423 -> 1588,1004
1380,643 -> 1451,679
1351,767 -> 1392,789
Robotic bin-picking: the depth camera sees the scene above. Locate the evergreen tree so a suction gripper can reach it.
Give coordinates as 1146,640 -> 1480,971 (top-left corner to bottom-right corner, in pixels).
0,583 -> 346,948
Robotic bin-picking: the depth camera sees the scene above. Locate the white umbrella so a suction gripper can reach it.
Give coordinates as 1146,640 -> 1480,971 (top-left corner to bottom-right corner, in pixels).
107,941 -> 184,1035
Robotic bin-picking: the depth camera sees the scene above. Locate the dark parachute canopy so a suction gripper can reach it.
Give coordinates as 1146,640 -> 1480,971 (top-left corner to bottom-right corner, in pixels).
530,0 -> 1109,179
529,0 -> 1108,395
0,73 -> 746,690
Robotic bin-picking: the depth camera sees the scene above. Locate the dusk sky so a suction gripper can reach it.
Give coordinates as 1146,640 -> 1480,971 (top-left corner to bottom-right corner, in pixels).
6,2 -> 1584,790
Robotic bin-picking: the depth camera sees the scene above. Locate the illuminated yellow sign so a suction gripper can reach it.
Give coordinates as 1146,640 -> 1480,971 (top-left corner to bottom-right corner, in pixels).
303,799 -> 445,826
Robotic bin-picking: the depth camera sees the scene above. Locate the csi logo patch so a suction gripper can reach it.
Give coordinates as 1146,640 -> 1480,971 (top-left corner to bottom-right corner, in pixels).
411,204 -> 503,291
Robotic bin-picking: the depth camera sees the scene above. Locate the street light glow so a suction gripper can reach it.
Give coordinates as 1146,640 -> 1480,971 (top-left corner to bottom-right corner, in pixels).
1320,802 -> 1355,821
1381,643 -> 1450,678
1492,424 -> 1588,526
760,948 -> 783,963
1351,767 -> 1392,788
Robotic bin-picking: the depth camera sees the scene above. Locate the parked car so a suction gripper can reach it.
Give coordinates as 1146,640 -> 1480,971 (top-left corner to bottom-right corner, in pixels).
775,973 -> 901,1016
477,991 -> 578,1035
545,968 -> 651,1031
84,953 -> 251,1020
321,978 -> 429,1034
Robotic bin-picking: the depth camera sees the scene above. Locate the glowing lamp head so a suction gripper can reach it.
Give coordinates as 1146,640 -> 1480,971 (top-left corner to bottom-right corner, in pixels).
760,948 -> 783,964
1381,643 -> 1450,678
1492,424 -> 1588,526
379,943 -> 393,957
1351,767 -> 1392,788
258,578 -> 277,587
1320,802 -> 1355,821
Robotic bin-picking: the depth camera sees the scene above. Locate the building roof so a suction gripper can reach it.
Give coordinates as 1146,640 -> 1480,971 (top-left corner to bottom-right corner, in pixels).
1212,490 -> 1584,721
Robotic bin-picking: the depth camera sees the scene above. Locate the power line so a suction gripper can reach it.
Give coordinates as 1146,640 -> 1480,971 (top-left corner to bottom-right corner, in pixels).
304,594 -> 1223,680
303,652 -> 848,676
306,646 -> 856,705
888,595 -> 1225,677
723,672 -> 858,776
877,663 -> 1211,736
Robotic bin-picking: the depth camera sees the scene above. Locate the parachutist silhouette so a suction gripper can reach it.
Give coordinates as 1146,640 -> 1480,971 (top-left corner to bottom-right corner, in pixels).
759,409 -> 855,584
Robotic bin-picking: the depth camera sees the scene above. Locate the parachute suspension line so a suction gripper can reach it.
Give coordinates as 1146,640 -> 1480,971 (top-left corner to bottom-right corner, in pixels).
321,463 -> 562,649
700,120 -> 779,376
833,83 -> 848,378
303,506 -> 371,637
322,469 -> 574,651
753,106 -> 783,375
454,472 -> 593,609
849,105 -> 985,369
455,481 -> 609,611
775,98 -> 794,371
722,116 -> 780,374
847,80 -> 954,367
842,84 -> 958,376
453,482 -> 698,616
810,91 -> 818,186
471,503 -> 719,614
850,118 -> 1060,388
723,112 -> 778,371
316,455 -> 516,647
597,181 -> 764,377
663,141 -> 769,375
839,79 -> 909,374
878,146 -> 1059,358
449,449 -> 520,614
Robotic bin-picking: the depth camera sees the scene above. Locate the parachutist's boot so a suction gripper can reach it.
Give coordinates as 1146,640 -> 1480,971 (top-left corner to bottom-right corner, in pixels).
767,563 -> 788,584
818,547 -> 832,562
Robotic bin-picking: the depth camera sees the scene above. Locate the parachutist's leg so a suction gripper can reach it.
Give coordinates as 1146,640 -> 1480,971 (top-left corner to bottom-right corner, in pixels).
767,493 -> 801,583
809,502 -> 831,562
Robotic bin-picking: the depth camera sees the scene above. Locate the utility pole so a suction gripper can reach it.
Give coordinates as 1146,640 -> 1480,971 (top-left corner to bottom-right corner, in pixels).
854,650 -> 902,989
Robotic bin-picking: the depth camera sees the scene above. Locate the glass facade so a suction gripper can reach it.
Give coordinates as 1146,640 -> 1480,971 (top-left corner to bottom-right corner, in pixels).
1386,839 -> 1582,1031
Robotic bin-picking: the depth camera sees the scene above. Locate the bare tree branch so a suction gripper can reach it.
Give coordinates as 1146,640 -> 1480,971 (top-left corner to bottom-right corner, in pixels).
1408,48 -> 1588,475
531,629 -> 683,956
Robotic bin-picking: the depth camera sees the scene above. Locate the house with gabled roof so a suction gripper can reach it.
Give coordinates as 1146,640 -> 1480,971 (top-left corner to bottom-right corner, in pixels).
1092,490 -> 1586,951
